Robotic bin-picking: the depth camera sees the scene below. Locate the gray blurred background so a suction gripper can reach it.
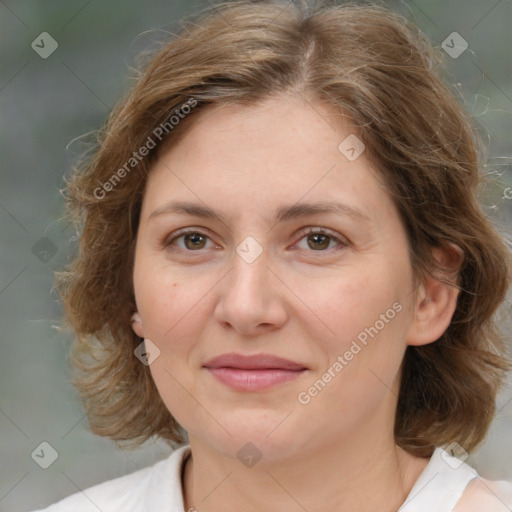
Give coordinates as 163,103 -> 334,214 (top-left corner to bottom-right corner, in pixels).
1,1 -> 511,510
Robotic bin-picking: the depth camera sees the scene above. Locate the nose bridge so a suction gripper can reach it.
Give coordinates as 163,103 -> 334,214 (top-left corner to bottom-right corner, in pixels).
228,239 -> 270,303
214,237 -> 287,333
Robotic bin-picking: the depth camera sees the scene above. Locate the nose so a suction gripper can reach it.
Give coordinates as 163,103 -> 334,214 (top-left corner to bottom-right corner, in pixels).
213,247 -> 288,336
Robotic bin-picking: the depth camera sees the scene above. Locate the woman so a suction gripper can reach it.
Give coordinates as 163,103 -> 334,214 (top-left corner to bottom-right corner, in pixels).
35,0 -> 512,510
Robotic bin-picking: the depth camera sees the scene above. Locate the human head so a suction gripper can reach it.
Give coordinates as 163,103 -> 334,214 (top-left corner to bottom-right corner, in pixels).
57,0 -> 511,457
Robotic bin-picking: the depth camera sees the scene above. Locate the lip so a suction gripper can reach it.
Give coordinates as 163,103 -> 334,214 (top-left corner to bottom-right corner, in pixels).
203,353 -> 308,392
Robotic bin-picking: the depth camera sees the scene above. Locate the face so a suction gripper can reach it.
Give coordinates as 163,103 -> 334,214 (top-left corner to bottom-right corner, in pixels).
132,93 -> 421,462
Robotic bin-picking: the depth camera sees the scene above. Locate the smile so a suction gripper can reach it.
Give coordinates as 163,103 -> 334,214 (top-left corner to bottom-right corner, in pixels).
203,353 -> 308,392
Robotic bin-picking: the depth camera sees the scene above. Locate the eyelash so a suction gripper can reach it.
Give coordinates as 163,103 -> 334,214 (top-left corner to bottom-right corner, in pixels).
163,227 -> 348,254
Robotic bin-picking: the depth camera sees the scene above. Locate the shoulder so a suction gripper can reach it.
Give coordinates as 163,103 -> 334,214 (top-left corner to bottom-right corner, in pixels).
454,476 -> 512,512
30,445 -> 190,512
30,464 -> 156,512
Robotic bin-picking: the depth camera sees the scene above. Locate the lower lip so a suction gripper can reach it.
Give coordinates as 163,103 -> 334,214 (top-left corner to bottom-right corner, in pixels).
206,368 -> 306,391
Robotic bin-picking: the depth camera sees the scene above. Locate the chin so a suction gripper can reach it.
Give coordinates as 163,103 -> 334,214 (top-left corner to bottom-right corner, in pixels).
191,408 -> 312,464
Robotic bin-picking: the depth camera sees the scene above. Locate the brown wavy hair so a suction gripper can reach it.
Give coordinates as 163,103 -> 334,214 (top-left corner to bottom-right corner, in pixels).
56,0 -> 512,457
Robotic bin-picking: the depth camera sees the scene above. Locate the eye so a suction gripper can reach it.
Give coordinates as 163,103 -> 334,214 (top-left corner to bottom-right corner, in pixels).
163,227 -> 348,253
294,227 -> 347,252
164,229 -> 217,251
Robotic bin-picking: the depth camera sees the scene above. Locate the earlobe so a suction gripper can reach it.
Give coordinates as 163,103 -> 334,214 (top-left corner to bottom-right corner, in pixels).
406,244 -> 464,347
131,312 -> 144,338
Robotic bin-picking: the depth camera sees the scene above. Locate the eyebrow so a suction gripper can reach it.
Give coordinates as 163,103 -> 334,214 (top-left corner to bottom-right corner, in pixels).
148,200 -> 371,225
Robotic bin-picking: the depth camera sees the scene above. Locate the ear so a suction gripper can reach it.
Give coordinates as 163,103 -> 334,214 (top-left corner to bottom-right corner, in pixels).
131,312 -> 144,338
406,244 -> 464,347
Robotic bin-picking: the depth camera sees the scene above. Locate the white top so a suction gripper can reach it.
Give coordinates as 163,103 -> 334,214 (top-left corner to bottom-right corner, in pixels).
32,445 -> 512,511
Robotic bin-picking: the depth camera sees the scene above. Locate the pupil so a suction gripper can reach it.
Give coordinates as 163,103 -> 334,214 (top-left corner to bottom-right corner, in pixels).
186,233 -> 205,249
309,233 -> 329,250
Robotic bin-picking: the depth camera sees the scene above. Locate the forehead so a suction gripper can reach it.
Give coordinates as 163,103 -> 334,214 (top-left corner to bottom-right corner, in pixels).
141,93 -> 397,228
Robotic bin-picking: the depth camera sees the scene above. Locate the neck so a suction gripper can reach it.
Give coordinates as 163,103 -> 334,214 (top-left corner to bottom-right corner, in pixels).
182,428 -> 429,512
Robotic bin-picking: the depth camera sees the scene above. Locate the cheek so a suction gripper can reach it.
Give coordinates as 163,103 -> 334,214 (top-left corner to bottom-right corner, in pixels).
139,275 -> 207,425
134,259 -> 198,339
148,361 -> 200,432
302,269 -> 403,343
135,266 -> 217,385
299,267 -> 411,397
296,276 -> 408,428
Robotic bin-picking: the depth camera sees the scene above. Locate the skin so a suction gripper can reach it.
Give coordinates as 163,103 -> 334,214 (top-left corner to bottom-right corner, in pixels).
131,92 -> 468,512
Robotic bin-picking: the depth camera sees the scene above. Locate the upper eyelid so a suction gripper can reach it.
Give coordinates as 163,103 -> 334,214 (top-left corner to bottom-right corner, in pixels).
163,227 -> 217,245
